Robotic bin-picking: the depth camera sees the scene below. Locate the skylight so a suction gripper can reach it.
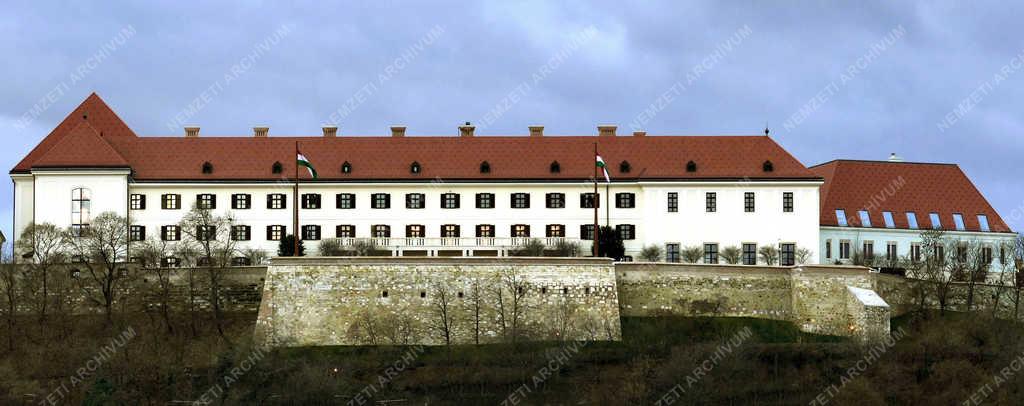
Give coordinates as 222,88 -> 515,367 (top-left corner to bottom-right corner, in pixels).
906,212 -> 919,229
953,213 -> 965,231
858,210 -> 872,227
883,211 -> 895,228
836,209 -> 848,226
978,215 -> 990,232
929,212 -> 941,229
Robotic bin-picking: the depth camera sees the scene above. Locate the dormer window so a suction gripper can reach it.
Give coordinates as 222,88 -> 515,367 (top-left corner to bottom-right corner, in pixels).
341,161 -> 352,174
550,161 -> 561,174
619,161 -> 631,173
410,161 -> 421,174
271,161 -> 283,174
202,161 -> 213,174
686,161 -> 697,172
763,160 -> 774,172
479,161 -> 491,174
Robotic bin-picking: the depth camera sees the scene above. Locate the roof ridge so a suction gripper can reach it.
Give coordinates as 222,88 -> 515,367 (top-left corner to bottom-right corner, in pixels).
31,121 -> 129,168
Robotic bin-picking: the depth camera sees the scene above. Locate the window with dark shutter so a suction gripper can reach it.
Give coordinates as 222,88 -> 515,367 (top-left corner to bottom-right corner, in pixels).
372,193 -> 390,209
546,193 -> 565,208
511,224 -> 530,237
476,193 -> 495,209
615,193 -> 635,208
130,194 -> 146,210
232,194 -> 251,209
301,193 -> 321,209
406,193 -> 425,209
267,194 -> 286,209
336,193 -> 356,209
580,193 -> 599,209
197,194 -> 216,210
441,193 -> 460,209
511,193 -> 530,208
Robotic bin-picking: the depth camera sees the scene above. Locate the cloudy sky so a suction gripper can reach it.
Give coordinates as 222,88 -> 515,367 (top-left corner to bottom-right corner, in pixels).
2,1 -> 1022,240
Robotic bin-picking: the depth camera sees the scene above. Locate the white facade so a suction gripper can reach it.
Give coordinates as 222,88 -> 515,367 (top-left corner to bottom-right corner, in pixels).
12,174 -> 821,264
820,226 -> 1018,271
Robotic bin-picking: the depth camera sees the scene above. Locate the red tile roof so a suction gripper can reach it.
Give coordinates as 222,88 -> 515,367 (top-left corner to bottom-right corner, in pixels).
12,94 -> 821,183
32,122 -> 129,168
810,160 -> 1011,233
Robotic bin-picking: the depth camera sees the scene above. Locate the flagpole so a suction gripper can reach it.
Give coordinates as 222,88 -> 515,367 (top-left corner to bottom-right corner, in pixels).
593,143 -> 599,258
605,181 -> 610,228
293,141 -> 299,256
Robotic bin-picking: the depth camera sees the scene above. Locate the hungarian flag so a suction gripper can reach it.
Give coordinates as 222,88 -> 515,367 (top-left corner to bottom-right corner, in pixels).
596,154 -> 610,182
297,152 -> 318,179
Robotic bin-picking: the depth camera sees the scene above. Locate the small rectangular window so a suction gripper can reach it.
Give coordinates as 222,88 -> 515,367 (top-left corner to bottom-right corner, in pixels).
267,194 -> 286,209
858,210 -> 872,227
336,225 -> 356,238
406,193 -> 425,209
782,192 -> 794,213
704,243 -> 719,264
231,225 -> 251,241
336,193 -> 356,209
580,224 -> 595,240
162,194 -> 181,210
666,243 -> 680,263
546,193 -> 565,208
130,194 -> 146,210
911,243 -> 922,263
580,193 -> 599,209
475,224 -> 495,238
705,192 -> 717,213
161,225 -> 181,241
836,209 -> 848,226
267,225 -> 285,241
953,213 -> 966,231
780,244 -> 796,266
667,192 -> 678,212
616,224 -> 635,240
883,211 -> 895,228
744,192 -> 755,213
301,193 -> 321,209
906,212 -> 919,229
372,225 -> 391,238
441,224 -> 460,238
129,225 -> 145,241
406,224 -> 425,237
546,224 -> 565,237
977,215 -> 990,232
441,193 -> 460,209
615,193 -> 635,209
510,224 -> 530,237
302,225 -> 321,240
886,242 -> 898,262
232,194 -> 251,209
372,193 -> 391,209
929,212 -> 942,229
476,193 -> 495,209
863,241 -> 875,259
197,194 -> 216,210
825,240 -> 832,260
742,243 -> 757,265
196,225 -> 217,241
511,193 -> 530,209
839,240 -> 851,259
161,257 -> 180,268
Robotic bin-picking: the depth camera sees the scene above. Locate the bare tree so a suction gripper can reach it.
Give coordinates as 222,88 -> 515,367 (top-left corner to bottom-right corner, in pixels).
428,280 -> 457,345
64,212 -> 130,326
720,246 -> 741,265
136,237 -> 178,334
1011,234 -> 1024,320
913,230 -> 957,315
0,245 -> 17,351
795,247 -> 813,265
493,267 -> 530,343
465,277 -> 486,344
758,246 -> 779,266
179,204 -> 239,344
15,222 -> 67,322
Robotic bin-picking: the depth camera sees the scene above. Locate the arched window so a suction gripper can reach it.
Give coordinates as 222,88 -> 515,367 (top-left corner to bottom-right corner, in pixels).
341,161 -> 352,174
71,187 -> 91,236
272,161 -> 283,174
202,161 -> 213,174
619,160 -> 631,173
686,161 -> 697,173
549,161 -> 561,174
762,160 -> 774,172
410,161 -> 421,174
479,161 -> 491,174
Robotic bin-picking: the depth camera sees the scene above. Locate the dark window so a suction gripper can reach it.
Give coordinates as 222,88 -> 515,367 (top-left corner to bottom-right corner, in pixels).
781,244 -> 796,266
580,224 -> 595,240
619,160 -> 631,173
130,194 -> 146,210
549,161 -> 561,173
441,193 -> 460,209
704,243 -> 719,264
301,194 -> 321,209
161,225 -> 181,241
783,192 -> 794,212
616,193 -> 635,208
887,243 -> 899,262
511,224 -> 530,237
616,224 -> 635,240
341,161 -> 352,174
372,193 -> 391,209
406,224 -> 425,237
840,241 -> 851,260
231,225 -> 251,241
129,225 -> 145,241
744,192 -> 755,213
162,194 -> 181,210
267,194 -> 286,209
911,244 -> 922,263
232,257 -> 252,266
336,193 -> 356,209
476,224 -> 495,237
410,161 -> 421,174
511,193 -> 530,209
406,193 -> 425,209
441,224 -> 460,238
742,244 -> 757,265
686,161 -> 697,172
864,242 -> 875,260
161,257 -> 180,268
336,225 -> 355,238
266,225 -> 285,241
232,194 -> 251,209
763,160 -> 774,172
580,193 -> 599,208
667,192 -> 678,212
476,193 -> 495,209
480,161 -> 491,173
982,247 -> 993,264
666,244 -> 680,263
705,192 -> 717,212
202,161 -> 213,174
372,225 -> 391,238
546,193 -> 565,208
546,224 -> 565,237
272,161 -> 283,174
826,240 -> 832,259
197,194 -> 216,209
302,225 -> 321,240
196,225 -> 217,241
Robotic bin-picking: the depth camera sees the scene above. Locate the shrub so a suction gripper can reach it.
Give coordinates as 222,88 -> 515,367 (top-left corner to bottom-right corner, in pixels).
720,246 -> 742,264
681,246 -> 703,263
552,239 -> 582,257
513,238 -> 546,257
317,239 -> 344,256
758,246 -> 779,265
639,245 -> 663,262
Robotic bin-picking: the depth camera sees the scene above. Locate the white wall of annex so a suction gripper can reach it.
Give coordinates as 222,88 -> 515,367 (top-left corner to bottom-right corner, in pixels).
30,172 -> 128,230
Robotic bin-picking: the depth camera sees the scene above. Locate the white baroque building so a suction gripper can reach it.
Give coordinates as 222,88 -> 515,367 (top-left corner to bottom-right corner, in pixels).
10,94 -> 824,265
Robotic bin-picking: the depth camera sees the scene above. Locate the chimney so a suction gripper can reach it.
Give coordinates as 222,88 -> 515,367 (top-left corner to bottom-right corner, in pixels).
888,153 -> 904,162
598,125 -> 617,137
322,126 -> 338,137
391,126 -> 406,137
253,127 -> 269,137
632,131 -> 646,137
184,126 -> 200,137
459,122 -> 475,137
528,126 -> 544,137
